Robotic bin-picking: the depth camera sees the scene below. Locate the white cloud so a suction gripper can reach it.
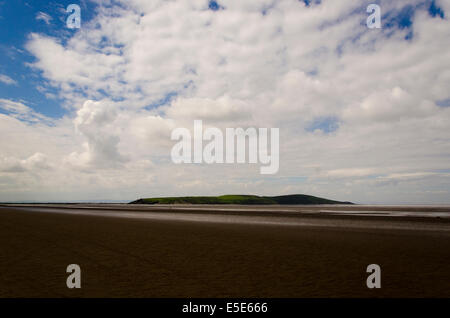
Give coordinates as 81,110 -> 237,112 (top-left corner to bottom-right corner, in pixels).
67,100 -> 128,168
0,99 -> 52,124
35,11 -> 52,25
0,74 -> 17,85
0,153 -> 50,173
165,96 -> 252,124
322,168 -> 379,178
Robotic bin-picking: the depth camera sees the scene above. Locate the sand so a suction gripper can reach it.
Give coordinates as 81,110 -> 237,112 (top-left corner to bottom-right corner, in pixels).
0,206 -> 449,297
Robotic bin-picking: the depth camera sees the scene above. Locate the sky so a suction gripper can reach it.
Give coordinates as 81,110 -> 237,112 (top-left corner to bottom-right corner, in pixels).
0,0 -> 449,204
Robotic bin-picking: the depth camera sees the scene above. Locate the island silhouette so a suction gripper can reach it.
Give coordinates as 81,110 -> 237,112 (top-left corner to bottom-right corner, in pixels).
129,194 -> 353,205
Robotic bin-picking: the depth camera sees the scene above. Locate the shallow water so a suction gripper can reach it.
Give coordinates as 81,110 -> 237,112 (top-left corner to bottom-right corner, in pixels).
3,205 -> 450,233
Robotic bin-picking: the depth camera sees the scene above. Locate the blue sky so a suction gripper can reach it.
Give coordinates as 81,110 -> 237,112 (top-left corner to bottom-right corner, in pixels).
0,0 -> 98,118
0,0 -> 449,203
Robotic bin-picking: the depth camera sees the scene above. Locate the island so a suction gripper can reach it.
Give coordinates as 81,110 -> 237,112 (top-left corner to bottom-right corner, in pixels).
129,194 -> 353,205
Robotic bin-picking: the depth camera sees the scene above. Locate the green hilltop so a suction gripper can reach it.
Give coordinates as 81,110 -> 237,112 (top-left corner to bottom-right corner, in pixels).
129,194 -> 353,205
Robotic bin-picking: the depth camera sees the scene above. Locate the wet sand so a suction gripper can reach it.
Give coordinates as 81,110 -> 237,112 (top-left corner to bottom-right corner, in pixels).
0,205 -> 449,297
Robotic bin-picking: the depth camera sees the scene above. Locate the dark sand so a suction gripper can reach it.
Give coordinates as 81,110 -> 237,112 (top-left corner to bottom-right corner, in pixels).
0,206 -> 449,297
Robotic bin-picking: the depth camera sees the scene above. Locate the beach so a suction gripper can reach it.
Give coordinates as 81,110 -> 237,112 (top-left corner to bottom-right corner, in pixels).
0,205 -> 449,297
